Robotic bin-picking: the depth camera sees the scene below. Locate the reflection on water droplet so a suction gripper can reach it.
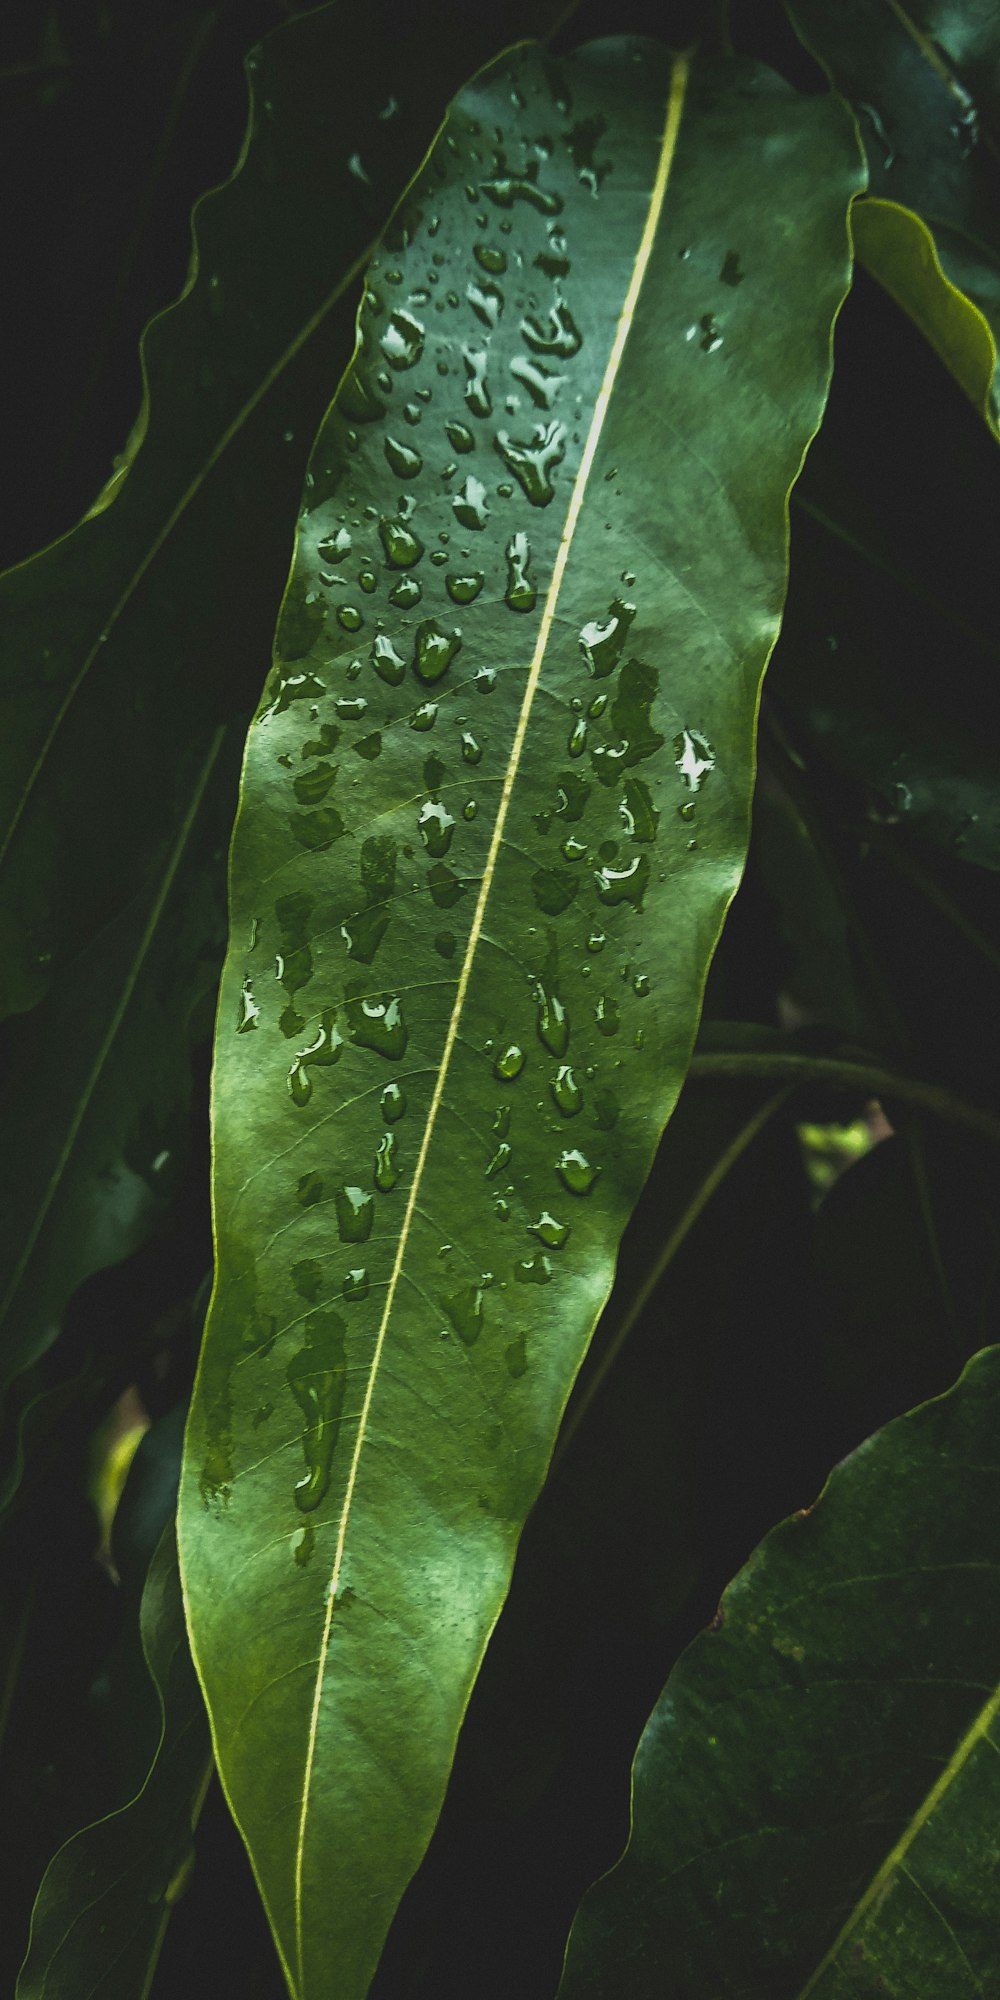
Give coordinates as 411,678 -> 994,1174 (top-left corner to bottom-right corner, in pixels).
444,1284 -> 486,1346
390,576 -> 422,608
381,1081 -> 406,1121
595,993 -> 619,1036
463,797 -> 478,820
461,731 -> 483,765
634,973 -> 651,998
515,1253 -> 553,1285
288,1310 -> 347,1511
580,597 -> 635,678
338,604 -> 363,631
462,346 -> 492,417
521,301 -> 581,362
336,695 -> 368,720
289,1009 -> 343,1104
484,175 -> 562,215
529,1211 -> 570,1248
678,799 -> 695,823
536,984 -> 569,1056
348,989 -> 408,1059
495,1042 -> 525,1079
379,515 -> 424,568
418,798 -> 456,856
453,474 -> 489,530
237,978 -> 260,1033
556,1149 -> 600,1195
447,570 -> 484,603
318,527 -> 352,562
371,633 -> 405,685
335,1185 -> 374,1242
467,279 -> 504,328
494,421 -> 565,507
551,1064 -> 582,1115
385,435 -> 423,478
674,728 -> 716,791
568,717 -> 587,757
505,530 -> 536,612
485,1141 -> 512,1178
374,1131 -> 400,1191
414,620 -> 462,684
343,1267 -> 369,1301
410,701 -> 438,730
381,309 -> 425,370
561,835 -> 587,861
446,420 -> 475,452
595,854 -> 649,911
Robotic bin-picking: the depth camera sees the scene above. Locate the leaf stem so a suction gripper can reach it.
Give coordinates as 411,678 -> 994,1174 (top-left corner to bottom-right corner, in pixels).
688,1050 -> 1000,1147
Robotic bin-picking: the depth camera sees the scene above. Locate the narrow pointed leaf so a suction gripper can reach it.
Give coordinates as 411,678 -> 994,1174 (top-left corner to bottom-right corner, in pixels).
559,1343 -> 1000,2000
17,1525 -> 211,2000
0,0 -> 564,1417
785,0 -> 1000,432
179,40 -> 863,2000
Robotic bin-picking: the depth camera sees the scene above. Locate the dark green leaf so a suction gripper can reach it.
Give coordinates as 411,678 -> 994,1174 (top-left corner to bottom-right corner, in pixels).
560,1342 -> 1000,2000
179,41 -> 863,1999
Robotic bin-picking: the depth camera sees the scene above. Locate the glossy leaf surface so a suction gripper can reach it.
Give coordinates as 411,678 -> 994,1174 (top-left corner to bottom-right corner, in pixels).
17,1525 -> 210,1999
560,1343 -> 1000,1999
0,0 -> 565,1419
180,38 -> 863,1998
786,0 -> 1000,431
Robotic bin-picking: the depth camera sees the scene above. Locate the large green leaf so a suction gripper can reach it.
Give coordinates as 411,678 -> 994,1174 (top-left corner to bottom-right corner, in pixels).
16,1521 -> 210,2000
785,0 -> 1000,431
179,38 -> 863,2000
0,0 -> 567,1424
559,1341 -> 1000,1999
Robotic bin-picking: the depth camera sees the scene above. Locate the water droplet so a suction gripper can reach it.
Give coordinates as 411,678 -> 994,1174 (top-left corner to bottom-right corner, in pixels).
453,474 -> 490,530
591,659 -> 664,787
510,356 -> 565,410
485,1141 -> 512,1178
381,1081 -> 406,1122
595,994 -> 619,1036
504,530 -> 536,612
288,1009 -> 343,1104
493,1104 -> 511,1137
494,1042 -> 525,1079
514,1253 -> 553,1285
414,619 -> 462,684
505,1333 -> 528,1378
342,1267 -> 370,1302
521,300 -> 580,357
359,567 -> 378,593
237,977 -> 260,1033
494,420 -> 565,506
483,174 -> 562,215
374,1131 -> 400,1191
444,1284 -> 486,1346
318,528 -> 352,563
699,312 -> 723,354
568,717 -> 587,757
288,1310 -> 347,1511
462,346 -> 492,418
293,1522 -> 315,1568
529,1211 -> 570,1249
461,731 -> 483,765
531,863 -> 578,914
446,420 -> 475,452
579,597 -> 635,678
474,242 -> 508,274
622,774 -> 659,843
476,669 -> 496,694
561,835 -> 587,861
297,1171 -> 324,1207
338,604 -> 363,632
447,570 -> 484,603
536,984 -> 568,1056
335,1185 -> 374,1242
410,701 -> 438,730
366,634 -> 403,687
418,799 -> 456,856
551,1064 -> 582,1116
403,401 -> 422,425
434,929 -> 456,957
381,309 -> 425,370
379,515 -> 424,568
678,799 -> 696,823
335,695 -> 368,720
292,1259 -> 323,1302
347,989 -> 408,1059
556,1149 -> 600,1195
428,862 -> 467,908
634,973 -> 651,998
720,249 -> 744,287
463,798 -> 478,821
594,853 -> 650,911
675,728 -> 715,792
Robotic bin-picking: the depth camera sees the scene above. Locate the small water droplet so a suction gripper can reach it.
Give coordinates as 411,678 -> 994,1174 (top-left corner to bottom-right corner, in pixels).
461,731 -> 483,765
338,604 -> 363,632
485,1141 -> 512,1178
359,568 -> 378,593
561,835 -> 587,861
536,984 -> 569,1057
334,1185 -> 375,1243
414,619 -> 462,684
595,994 -> 619,1036
634,973 -> 651,998
443,1283 -> 486,1346
342,1267 -> 369,1301
529,1211 -> 570,1249
494,1042 -> 525,1079
699,312 -> 723,354
446,420 -> 475,452
463,798 -> 478,821
410,701 -> 438,730
474,242 -> 508,275
381,1081 -> 407,1121
374,1131 -> 400,1191
453,474 -> 490,530
288,1311 -> 347,1511
556,1148 -> 600,1195
418,799 -> 456,856
568,717 -> 587,757
447,570 -> 484,603
550,1064 -> 582,1116
514,1254 -> 553,1286
462,346 -> 492,417
505,530 -> 536,613
493,1104 -> 511,1137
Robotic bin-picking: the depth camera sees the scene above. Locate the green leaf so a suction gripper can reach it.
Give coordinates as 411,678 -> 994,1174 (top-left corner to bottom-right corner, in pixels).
0,0 -> 568,1418
179,39 -> 863,2000
16,1522 -> 210,2000
785,0 -> 1000,432
559,1342 -> 1000,1999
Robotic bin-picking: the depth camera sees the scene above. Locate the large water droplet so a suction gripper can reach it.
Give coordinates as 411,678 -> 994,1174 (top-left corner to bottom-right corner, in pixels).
510,355 -> 564,411
529,1211 -> 570,1249
418,799 -> 456,857
385,435 -> 423,478
379,515 -> 424,568
337,604 -> 363,632
297,1171 -> 324,1207
595,994 -> 619,1036
594,854 -> 650,911
347,989 -> 408,1060
381,309 -> 425,370
494,1042 -> 525,1079
447,570 -> 484,604
622,775 -> 659,843
428,862 -> 467,908
494,421 -> 565,507
370,634 -> 405,686
374,1131 -> 400,1191
414,619 -> 462,684
381,1082 -> 406,1122
335,1185 -> 374,1242
390,576 -> 422,608
443,1283 -> 486,1346
462,346 -> 492,417
536,984 -> 569,1057
514,1253 -> 553,1286
467,279 -> 504,329
579,597 -> 635,678
591,659 -> 664,787
674,728 -> 716,792
453,474 -> 489,530
505,531 -> 536,613
287,1310 -> 347,1511
336,695 -> 368,720
521,300 -> 581,358
410,701 -> 438,731
556,1148 -> 600,1195
483,174 -> 562,215
551,1064 -> 582,1115
446,419 -> 475,452
288,1009 -> 343,1104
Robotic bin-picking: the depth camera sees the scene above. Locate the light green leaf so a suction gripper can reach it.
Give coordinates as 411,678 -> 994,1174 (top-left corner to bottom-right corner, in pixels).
16,1523 -> 211,2000
785,0 -> 1000,432
179,39 -> 863,2000
0,0 -> 567,1422
559,1343 -> 1000,2000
